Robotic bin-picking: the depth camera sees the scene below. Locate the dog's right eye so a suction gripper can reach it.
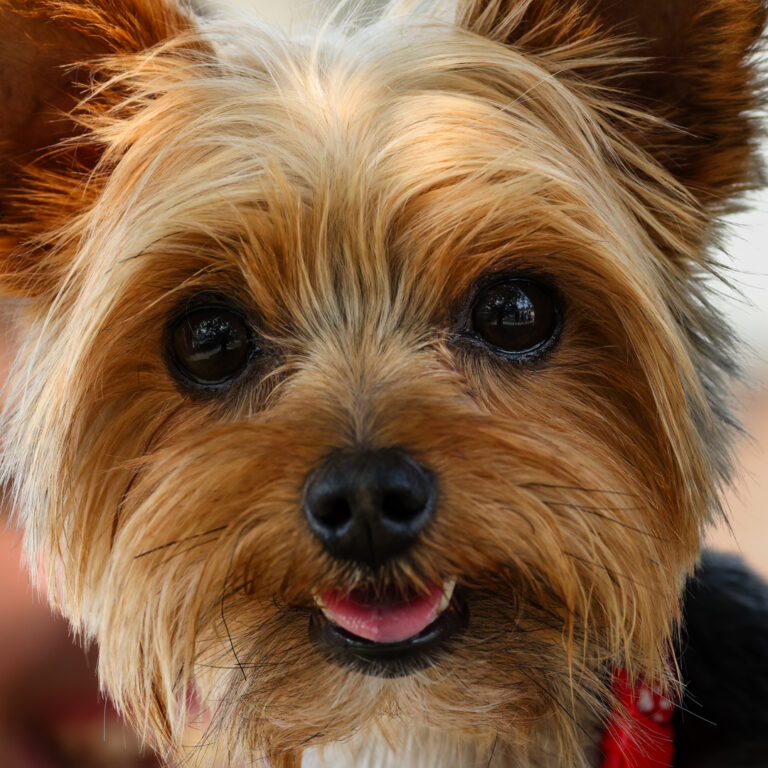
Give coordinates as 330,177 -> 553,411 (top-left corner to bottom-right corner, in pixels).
168,304 -> 258,391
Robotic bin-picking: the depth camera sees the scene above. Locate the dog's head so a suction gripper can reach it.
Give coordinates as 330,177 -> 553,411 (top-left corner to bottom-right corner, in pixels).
1,1 -> 764,765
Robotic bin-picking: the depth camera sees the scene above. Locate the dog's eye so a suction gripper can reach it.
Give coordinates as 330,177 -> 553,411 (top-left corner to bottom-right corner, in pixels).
169,304 -> 257,389
471,279 -> 559,356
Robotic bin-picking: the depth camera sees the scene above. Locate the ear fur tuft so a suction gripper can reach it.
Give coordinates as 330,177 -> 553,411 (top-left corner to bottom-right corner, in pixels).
0,0 -> 195,180
460,0 -> 768,209
0,0 -> 199,295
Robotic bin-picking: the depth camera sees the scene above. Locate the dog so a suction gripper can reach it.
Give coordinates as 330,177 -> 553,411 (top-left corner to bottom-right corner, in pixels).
2,0 -> 768,766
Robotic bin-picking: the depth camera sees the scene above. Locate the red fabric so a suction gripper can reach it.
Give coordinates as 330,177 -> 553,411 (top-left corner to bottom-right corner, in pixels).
601,669 -> 676,768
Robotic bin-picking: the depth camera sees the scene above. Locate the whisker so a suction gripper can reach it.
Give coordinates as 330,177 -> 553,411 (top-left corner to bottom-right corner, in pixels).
486,732 -> 499,768
661,697 -> 717,726
565,552 -> 665,595
544,502 -> 660,539
544,501 -> 641,513
134,525 -> 228,559
221,524 -> 251,682
518,668 -> 606,761
113,404 -> 184,545
298,712 -> 342,747
522,483 -> 640,498
221,592 -> 246,682
149,536 -> 231,572
194,643 -> 307,672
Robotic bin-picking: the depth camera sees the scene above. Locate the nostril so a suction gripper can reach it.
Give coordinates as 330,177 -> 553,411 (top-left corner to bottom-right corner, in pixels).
380,488 -> 427,524
304,448 -> 437,566
315,495 -> 353,532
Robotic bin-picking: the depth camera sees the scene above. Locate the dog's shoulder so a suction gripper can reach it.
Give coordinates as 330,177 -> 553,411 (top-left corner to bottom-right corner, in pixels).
674,551 -> 768,768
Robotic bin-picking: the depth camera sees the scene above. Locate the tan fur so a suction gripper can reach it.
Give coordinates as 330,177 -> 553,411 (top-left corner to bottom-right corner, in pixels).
0,0 -> 764,766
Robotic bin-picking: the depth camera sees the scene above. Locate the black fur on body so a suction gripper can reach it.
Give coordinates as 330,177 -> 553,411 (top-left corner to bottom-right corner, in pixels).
675,552 -> 768,768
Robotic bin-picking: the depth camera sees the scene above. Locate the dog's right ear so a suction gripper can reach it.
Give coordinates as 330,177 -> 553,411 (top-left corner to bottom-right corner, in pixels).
0,0 -> 200,295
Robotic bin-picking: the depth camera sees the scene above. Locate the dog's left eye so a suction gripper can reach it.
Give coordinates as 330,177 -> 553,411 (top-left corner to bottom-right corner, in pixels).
470,278 -> 560,357
168,304 -> 257,390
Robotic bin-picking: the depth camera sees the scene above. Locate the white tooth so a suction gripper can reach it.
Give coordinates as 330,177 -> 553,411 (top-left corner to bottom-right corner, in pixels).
438,580 -> 456,614
313,595 -> 339,624
319,607 -> 338,624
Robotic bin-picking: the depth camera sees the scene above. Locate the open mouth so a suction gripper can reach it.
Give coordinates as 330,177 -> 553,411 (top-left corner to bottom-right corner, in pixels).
309,580 -> 468,677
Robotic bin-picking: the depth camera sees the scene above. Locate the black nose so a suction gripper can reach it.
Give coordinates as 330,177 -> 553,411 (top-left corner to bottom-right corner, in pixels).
304,448 -> 436,567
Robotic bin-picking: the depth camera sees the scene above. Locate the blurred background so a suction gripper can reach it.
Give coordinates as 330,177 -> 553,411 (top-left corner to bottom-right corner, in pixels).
0,0 -> 766,765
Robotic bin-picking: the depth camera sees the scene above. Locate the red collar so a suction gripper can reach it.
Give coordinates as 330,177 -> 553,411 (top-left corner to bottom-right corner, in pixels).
601,669 -> 676,768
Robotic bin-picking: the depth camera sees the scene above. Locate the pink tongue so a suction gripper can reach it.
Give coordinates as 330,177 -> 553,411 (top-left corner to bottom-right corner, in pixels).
320,584 -> 444,644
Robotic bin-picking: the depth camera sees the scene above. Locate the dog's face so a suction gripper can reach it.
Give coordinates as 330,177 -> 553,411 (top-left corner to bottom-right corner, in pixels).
0,1 -> 764,766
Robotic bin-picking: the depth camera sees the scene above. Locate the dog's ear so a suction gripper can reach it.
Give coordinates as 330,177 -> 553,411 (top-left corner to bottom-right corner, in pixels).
459,0 -> 767,209
0,0 -> 199,294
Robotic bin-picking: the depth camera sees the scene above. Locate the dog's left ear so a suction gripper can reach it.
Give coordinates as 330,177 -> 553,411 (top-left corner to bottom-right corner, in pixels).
460,0 -> 767,211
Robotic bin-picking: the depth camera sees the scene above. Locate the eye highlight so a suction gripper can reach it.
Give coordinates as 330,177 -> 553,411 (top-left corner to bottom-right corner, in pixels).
167,301 -> 258,391
469,278 -> 560,358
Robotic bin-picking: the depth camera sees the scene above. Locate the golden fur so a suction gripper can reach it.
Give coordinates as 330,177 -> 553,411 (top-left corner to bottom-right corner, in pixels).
0,0 -> 765,766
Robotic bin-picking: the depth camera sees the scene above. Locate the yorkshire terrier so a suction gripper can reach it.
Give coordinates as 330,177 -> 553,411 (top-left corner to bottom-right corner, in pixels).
2,0 -> 768,766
